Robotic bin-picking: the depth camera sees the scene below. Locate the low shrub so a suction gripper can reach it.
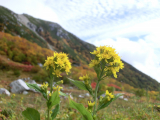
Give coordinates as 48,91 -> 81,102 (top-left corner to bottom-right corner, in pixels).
13,70 -> 21,77
135,89 -> 145,97
30,65 -> 41,73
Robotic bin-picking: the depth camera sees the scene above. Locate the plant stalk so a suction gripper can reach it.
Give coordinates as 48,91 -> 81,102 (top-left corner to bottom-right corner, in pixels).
47,107 -> 50,120
93,61 -> 105,116
50,76 -> 53,93
93,80 -> 100,116
48,70 -> 54,120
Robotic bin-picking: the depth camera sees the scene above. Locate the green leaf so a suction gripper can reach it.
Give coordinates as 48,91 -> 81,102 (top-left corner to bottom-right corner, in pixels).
59,91 -> 68,97
26,83 -> 42,93
51,104 -> 60,120
47,90 -> 60,109
22,107 -> 40,120
97,93 -> 123,111
69,97 -> 93,120
68,78 -> 88,91
26,83 -> 47,99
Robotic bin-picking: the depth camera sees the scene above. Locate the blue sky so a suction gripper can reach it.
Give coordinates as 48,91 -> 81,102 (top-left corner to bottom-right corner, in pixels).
1,0 -> 160,82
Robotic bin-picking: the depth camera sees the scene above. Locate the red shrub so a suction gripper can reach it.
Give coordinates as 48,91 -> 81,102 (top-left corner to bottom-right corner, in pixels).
107,84 -> 121,90
91,82 -> 96,89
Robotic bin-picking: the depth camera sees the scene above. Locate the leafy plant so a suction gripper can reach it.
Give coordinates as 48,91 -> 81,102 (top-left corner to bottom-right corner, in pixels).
22,52 -> 71,120
68,45 -> 124,119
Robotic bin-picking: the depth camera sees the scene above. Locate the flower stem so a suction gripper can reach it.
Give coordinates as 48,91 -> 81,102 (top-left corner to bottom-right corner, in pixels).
47,107 -> 50,120
93,62 -> 105,117
50,76 -> 54,93
93,80 -> 100,116
48,72 -> 54,120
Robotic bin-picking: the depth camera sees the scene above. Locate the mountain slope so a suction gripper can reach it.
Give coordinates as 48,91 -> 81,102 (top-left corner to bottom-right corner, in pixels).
0,6 -> 95,64
117,61 -> 159,90
0,5 -> 159,90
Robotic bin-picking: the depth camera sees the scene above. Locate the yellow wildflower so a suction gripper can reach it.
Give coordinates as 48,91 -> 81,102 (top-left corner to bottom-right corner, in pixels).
79,74 -> 90,85
56,59 -> 64,68
105,90 -> 110,95
52,69 -> 61,77
40,82 -> 48,92
44,52 -> 72,77
107,96 -> 111,101
88,101 -> 95,112
57,80 -> 63,85
89,60 -> 99,68
88,101 -> 95,107
53,85 -> 63,94
79,74 -> 90,81
89,45 -> 124,78
105,90 -> 114,101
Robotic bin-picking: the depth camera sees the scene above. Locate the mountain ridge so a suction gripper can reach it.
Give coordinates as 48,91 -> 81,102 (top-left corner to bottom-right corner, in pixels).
0,5 -> 159,90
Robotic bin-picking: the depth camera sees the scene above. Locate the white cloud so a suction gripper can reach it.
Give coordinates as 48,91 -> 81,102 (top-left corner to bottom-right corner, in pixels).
48,0 -> 160,39
0,0 -> 59,23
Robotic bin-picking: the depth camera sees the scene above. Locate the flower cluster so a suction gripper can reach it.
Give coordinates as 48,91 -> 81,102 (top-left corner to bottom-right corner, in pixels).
88,101 -> 95,112
105,90 -> 114,101
88,101 -> 95,107
40,82 -> 48,93
53,85 -> 63,94
79,74 -> 90,85
47,85 -> 63,96
44,52 -> 72,77
89,45 -> 124,78
79,74 -> 93,95
100,90 -> 114,103
56,80 -> 63,85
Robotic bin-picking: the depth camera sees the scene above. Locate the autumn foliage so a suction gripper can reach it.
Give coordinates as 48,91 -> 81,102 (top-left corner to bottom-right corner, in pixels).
91,82 -> 96,89
0,32 -> 53,65
0,55 -> 33,72
107,83 -> 121,90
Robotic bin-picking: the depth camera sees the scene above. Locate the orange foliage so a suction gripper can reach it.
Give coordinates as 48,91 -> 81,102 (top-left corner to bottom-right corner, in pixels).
0,32 -> 53,64
0,55 -> 33,72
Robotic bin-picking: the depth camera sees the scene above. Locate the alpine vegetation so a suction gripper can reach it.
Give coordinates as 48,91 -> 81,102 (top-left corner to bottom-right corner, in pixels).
22,45 -> 124,120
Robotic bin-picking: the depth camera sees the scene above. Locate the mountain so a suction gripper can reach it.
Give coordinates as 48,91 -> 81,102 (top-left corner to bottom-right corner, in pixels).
0,6 -> 95,65
0,5 -> 159,90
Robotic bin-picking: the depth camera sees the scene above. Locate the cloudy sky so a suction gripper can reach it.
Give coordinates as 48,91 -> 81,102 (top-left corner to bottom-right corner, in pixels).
1,0 -> 160,82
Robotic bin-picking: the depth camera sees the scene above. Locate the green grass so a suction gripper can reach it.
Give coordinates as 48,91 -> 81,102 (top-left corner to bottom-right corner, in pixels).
1,90 -> 160,120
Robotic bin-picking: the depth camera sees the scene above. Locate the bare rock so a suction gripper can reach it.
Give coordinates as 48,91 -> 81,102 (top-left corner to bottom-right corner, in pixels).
0,88 -> 10,96
23,91 -> 28,95
9,79 -> 30,93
